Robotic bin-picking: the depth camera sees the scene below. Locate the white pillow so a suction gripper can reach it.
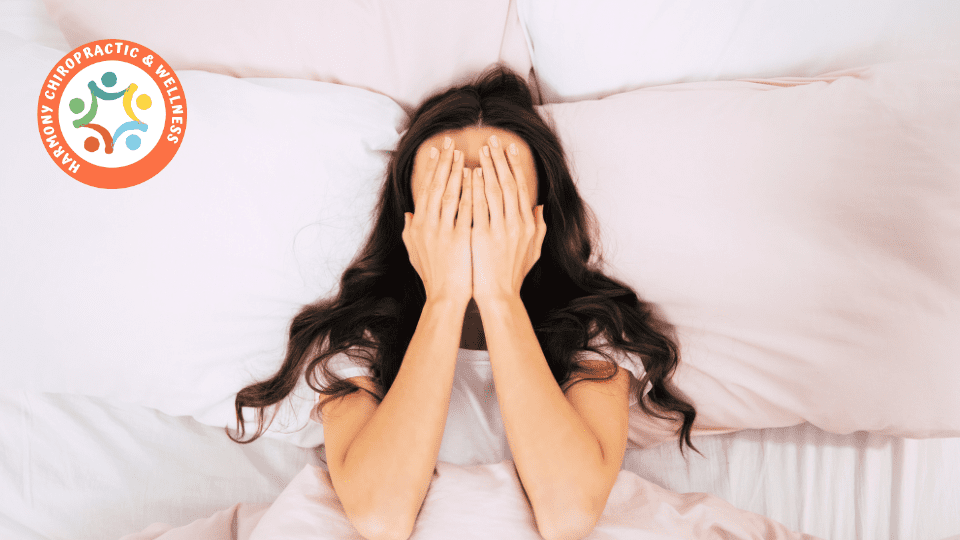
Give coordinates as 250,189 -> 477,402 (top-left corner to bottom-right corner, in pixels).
542,59 -> 960,442
0,0 -> 70,51
0,30 -> 404,447
41,0 -> 533,112
518,0 -> 960,102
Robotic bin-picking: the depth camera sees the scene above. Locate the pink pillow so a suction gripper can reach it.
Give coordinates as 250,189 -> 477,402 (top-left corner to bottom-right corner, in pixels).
518,0 -> 960,103
542,59 -> 960,442
41,0 -> 533,112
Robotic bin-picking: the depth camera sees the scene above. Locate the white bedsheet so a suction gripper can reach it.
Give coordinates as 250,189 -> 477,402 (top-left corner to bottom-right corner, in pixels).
1,391 -> 958,540
623,422 -> 960,540
0,391 -> 315,540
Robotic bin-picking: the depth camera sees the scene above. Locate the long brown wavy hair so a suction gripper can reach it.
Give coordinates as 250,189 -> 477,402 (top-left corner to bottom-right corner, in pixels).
228,65 -> 702,467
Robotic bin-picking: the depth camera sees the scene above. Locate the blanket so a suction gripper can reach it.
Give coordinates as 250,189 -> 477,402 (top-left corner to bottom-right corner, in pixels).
120,460 -> 821,539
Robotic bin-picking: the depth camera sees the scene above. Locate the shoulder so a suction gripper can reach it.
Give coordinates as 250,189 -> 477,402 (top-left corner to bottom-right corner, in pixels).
565,322 -> 650,403
566,359 -> 633,392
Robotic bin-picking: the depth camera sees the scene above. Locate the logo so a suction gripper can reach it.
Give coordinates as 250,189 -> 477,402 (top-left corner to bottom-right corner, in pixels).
36,39 -> 187,189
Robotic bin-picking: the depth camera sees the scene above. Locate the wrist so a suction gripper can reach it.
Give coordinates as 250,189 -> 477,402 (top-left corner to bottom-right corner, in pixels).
473,294 -> 521,312
425,295 -> 470,313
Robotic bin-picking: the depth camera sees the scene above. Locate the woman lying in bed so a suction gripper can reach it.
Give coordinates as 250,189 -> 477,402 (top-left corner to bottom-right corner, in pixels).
229,65 -> 700,540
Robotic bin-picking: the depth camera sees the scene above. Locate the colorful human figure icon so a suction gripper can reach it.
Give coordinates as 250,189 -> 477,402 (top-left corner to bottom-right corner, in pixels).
69,71 -> 153,153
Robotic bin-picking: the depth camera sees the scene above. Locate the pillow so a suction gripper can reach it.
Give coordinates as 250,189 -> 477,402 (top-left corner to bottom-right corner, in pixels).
0,0 -> 70,51
41,0 -> 534,113
247,462 -> 815,539
5,27 -> 958,453
542,59 -> 960,441
517,0 -> 960,103
0,29 -> 404,447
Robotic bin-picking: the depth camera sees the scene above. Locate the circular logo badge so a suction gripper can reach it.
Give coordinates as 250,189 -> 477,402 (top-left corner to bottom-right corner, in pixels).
36,39 -> 187,189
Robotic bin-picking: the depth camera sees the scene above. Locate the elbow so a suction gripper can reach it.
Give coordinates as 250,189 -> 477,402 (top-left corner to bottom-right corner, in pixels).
538,522 -> 594,540
539,519 -> 595,540
353,511 -> 414,540
536,503 -> 598,540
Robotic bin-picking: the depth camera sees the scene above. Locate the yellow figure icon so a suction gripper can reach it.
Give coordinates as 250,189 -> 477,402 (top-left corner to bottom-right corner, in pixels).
123,84 -> 152,124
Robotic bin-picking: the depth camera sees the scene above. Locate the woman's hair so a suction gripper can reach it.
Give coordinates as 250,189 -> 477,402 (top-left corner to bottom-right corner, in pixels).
228,64 -> 702,465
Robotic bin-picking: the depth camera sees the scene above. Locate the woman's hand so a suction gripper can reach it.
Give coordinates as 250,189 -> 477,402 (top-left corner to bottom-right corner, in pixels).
402,137 -> 473,308
471,135 -> 547,307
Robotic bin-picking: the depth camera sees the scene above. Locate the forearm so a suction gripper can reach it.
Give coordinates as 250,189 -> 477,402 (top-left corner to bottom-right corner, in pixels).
340,297 -> 465,537
478,296 -> 605,538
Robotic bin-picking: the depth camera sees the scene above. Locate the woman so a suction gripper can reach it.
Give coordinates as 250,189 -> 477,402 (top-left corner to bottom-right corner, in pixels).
229,65 -> 700,540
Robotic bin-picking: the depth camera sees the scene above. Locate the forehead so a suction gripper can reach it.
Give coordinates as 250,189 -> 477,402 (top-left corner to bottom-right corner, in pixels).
411,127 -> 538,202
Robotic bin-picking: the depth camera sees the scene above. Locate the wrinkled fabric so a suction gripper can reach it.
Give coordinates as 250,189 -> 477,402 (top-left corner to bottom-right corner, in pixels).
125,462 -> 822,540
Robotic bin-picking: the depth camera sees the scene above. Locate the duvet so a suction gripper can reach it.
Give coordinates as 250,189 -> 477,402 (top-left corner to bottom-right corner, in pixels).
120,460 -> 821,540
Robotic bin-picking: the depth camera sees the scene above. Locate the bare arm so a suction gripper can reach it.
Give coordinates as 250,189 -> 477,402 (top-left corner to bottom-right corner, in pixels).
321,297 -> 466,540
480,297 -> 631,540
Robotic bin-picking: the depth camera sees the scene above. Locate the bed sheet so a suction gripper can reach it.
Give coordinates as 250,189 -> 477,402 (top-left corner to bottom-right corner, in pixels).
1,391 -> 958,540
0,391 -> 317,540
623,423 -> 960,540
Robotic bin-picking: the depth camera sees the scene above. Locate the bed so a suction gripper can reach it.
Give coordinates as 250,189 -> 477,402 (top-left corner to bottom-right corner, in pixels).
2,0 -> 959,539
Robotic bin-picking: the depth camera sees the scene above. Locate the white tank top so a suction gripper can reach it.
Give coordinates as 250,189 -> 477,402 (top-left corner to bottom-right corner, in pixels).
312,338 -> 650,467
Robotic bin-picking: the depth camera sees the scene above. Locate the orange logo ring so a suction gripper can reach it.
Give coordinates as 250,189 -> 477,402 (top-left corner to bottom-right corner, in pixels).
36,39 -> 187,189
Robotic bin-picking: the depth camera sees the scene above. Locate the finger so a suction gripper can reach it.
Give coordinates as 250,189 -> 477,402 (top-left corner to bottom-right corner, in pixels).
440,149 -> 464,229
534,205 -> 547,262
488,135 -> 521,229
412,145 -> 441,224
424,136 -> 456,225
472,167 -> 488,230
506,142 -> 536,226
457,166 -> 472,231
479,145 -> 504,231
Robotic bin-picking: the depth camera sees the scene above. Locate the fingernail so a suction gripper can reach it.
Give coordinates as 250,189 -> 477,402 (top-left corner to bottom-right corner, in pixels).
509,143 -> 518,155
482,146 -> 490,157
454,149 -> 461,161
490,135 -> 499,148
443,136 -> 452,149
430,147 -> 438,159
